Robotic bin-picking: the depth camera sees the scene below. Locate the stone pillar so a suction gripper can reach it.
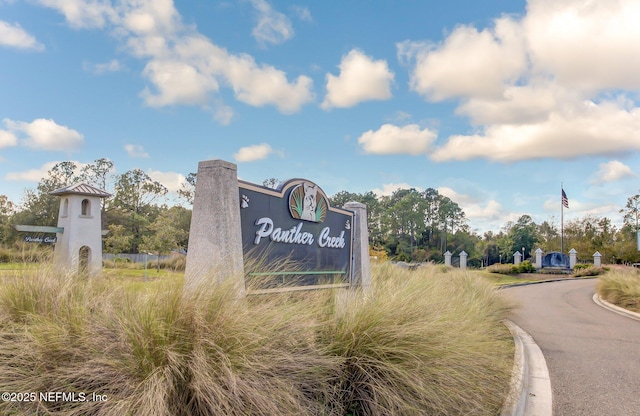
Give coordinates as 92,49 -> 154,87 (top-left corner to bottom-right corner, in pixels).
569,248 -> 577,269
593,251 -> 602,267
344,202 -> 371,293
514,251 -> 522,265
535,248 -> 543,269
185,160 -> 245,296
459,251 -> 468,269
444,251 -> 452,266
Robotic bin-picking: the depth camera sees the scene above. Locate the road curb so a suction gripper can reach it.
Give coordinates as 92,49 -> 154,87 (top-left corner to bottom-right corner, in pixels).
503,320 -> 553,416
592,294 -> 640,322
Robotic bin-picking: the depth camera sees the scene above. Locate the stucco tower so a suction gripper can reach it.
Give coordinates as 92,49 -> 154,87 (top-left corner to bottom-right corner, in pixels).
50,183 -> 110,276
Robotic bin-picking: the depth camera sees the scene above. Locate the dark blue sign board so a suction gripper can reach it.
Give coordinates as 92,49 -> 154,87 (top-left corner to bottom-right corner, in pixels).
23,235 -> 57,244
541,251 -> 570,268
238,179 -> 353,292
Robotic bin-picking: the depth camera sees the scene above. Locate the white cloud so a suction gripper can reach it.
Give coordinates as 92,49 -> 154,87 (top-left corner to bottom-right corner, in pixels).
147,169 -> 185,192
233,143 -> 276,162
124,144 -> 149,158
213,103 -> 234,125
140,58 -> 219,107
322,49 -> 394,109
372,183 -> 420,197
3,118 -> 84,151
430,100 -> 640,162
5,160 -> 65,182
0,129 -> 18,148
35,0 -> 115,29
590,160 -> 636,185
83,59 -> 124,74
250,0 -> 294,46
0,20 -> 44,51
292,6 -> 312,22
402,17 -> 526,101
223,51 -> 314,113
439,186 -> 505,223
36,0 -> 314,116
455,83 -> 561,125
525,0 -> 640,92
358,124 -> 437,155
400,0 -> 640,163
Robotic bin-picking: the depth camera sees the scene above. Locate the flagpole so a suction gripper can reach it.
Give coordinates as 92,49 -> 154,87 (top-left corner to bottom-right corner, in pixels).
561,183 -> 564,254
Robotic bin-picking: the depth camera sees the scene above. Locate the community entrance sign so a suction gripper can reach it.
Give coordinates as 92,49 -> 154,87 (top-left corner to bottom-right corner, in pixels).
239,179 -> 353,291
184,160 -> 370,296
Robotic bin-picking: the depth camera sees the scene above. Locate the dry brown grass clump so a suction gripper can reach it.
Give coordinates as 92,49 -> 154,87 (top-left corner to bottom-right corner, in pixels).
597,268 -> 640,312
0,263 -> 514,415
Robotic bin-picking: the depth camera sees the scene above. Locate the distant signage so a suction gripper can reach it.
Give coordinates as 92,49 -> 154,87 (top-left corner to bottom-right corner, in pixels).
23,235 -> 57,244
239,179 -> 353,291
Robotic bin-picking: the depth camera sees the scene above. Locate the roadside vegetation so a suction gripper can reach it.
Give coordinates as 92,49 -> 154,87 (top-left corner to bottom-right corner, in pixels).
2,160 -> 640,269
0,263 -> 514,415
597,268 -> 640,312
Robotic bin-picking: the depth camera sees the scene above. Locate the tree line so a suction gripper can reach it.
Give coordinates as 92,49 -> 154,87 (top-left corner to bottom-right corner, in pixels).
1,159 -> 639,265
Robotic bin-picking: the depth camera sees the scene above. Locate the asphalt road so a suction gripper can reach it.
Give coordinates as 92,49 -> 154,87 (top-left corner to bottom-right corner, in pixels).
504,279 -> 640,416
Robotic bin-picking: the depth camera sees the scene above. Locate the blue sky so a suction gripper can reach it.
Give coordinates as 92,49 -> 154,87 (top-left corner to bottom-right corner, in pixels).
1,0 -> 640,234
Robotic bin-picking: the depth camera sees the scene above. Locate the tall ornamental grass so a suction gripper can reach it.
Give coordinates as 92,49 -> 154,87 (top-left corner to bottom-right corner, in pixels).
597,268 -> 640,312
0,263 -> 514,415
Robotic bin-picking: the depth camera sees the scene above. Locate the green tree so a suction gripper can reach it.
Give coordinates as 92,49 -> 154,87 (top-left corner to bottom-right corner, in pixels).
103,224 -> 133,255
0,195 -> 16,245
177,172 -> 197,205
140,208 -> 189,270
330,190 -> 383,245
16,161 -> 80,227
508,215 -> 539,261
262,178 -> 280,189
621,193 -> 640,233
111,169 -> 168,253
537,219 -> 560,252
78,158 -> 115,229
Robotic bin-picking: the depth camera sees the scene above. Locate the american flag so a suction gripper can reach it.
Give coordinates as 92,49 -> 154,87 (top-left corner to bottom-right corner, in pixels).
562,189 -> 569,209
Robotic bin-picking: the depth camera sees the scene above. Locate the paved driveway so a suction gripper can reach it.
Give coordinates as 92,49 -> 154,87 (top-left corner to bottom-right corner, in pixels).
504,279 -> 640,416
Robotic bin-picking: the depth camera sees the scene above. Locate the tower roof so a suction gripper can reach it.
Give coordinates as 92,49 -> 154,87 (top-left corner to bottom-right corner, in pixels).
50,182 -> 111,198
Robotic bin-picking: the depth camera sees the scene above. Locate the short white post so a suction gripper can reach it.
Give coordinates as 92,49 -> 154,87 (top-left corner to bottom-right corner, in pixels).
535,248 -> 543,269
569,248 -> 577,269
444,251 -> 452,266
593,251 -> 602,267
514,251 -> 522,265
459,251 -> 468,269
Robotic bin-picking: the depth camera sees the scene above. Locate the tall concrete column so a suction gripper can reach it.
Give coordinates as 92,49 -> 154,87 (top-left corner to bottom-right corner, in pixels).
344,201 -> 371,293
185,160 -> 245,296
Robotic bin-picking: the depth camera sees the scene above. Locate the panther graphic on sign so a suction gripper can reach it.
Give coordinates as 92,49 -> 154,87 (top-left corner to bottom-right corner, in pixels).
289,182 -> 327,223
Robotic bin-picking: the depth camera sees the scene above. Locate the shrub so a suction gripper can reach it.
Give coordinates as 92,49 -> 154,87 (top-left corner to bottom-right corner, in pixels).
573,266 -> 606,277
487,263 -> 517,275
0,264 -> 514,415
517,260 -> 536,273
597,270 -> 640,312
319,263 -> 514,415
573,263 -> 591,270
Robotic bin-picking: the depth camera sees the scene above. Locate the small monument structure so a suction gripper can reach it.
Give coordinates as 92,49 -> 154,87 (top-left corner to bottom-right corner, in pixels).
185,159 -> 370,296
50,183 -> 110,276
